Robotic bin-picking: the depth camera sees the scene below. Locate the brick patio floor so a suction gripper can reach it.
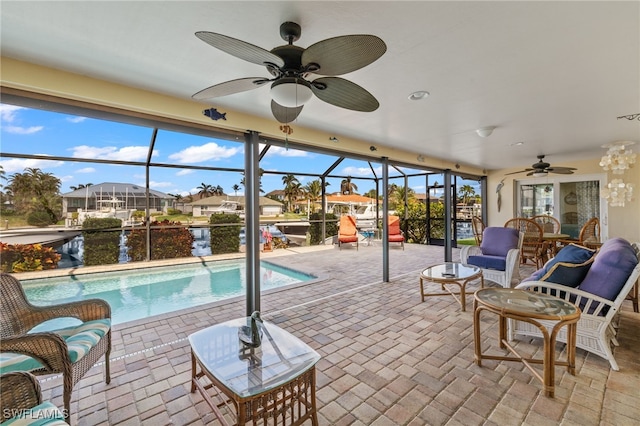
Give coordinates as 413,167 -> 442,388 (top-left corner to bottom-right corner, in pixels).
36,243 -> 640,425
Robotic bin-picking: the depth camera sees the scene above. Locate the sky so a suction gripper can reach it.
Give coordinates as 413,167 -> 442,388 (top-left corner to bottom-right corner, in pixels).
0,103 -> 475,198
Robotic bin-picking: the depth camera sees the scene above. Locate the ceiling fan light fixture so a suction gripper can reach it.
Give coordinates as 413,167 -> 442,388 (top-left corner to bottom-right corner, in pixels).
270,77 -> 313,108
476,126 -> 496,138
532,171 -> 548,178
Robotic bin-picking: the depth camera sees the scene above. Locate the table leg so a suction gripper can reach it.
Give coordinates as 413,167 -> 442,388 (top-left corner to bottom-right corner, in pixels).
420,277 -> 425,302
567,323 -> 577,375
498,314 -> 507,349
190,350 -> 196,393
473,302 -> 483,366
544,330 -> 555,398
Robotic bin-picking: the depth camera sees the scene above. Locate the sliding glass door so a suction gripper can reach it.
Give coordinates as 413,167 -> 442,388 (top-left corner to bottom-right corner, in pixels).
516,174 -> 607,239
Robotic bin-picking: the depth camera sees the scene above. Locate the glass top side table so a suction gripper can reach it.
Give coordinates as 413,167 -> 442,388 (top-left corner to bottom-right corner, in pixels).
473,288 -> 580,397
419,262 -> 484,311
189,317 -> 321,425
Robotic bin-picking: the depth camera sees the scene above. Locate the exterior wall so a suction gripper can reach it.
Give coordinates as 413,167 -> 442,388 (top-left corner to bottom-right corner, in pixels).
488,157 -> 640,242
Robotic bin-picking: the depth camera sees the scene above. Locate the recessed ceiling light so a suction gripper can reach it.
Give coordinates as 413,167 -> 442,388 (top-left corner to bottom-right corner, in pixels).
408,91 -> 429,100
510,141 -> 524,146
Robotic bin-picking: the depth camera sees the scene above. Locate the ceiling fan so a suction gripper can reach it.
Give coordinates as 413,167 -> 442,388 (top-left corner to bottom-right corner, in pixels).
505,155 -> 577,177
192,22 -> 386,123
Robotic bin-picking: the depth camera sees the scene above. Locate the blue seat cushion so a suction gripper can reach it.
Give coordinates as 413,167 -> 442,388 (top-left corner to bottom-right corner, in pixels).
467,254 -> 506,271
524,243 -> 596,287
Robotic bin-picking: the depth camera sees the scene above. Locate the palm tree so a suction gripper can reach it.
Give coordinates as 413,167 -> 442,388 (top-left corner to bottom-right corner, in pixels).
232,184 -> 241,196
340,176 -> 358,195
240,169 -> 264,193
69,183 -> 93,191
304,179 -> 323,213
458,184 -> 476,205
196,183 -> 214,198
213,185 -> 225,196
282,174 -> 301,212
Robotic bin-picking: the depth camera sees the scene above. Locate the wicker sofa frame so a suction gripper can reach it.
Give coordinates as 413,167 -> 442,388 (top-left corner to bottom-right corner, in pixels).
512,242 -> 640,370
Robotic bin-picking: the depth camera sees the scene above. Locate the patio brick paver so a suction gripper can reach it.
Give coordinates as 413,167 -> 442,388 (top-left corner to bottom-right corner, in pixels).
29,243 -> 640,425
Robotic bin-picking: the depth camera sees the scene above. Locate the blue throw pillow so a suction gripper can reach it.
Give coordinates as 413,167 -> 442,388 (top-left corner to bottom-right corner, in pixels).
525,243 -> 596,287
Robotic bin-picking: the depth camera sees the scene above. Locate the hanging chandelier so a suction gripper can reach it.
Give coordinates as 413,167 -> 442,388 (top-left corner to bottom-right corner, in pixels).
599,141 -> 637,174
600,179 -> 635,207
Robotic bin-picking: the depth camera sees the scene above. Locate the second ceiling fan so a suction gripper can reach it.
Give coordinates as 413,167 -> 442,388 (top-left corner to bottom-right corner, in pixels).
505,155 -> 577,177
193,22 -> 387,123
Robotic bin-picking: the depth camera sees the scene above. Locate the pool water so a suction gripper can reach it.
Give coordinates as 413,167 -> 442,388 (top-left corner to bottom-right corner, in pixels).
22,260 -> 314,325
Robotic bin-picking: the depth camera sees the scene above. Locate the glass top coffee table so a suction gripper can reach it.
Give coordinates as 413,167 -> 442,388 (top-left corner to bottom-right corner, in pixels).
419,262 -> 484,311
473,288 -> 581,397
189,317 -> 321,425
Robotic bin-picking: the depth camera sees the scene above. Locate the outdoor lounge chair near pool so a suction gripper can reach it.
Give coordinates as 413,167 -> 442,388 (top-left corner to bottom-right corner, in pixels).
0,273 -> 112,421
338,215 -> 359,250
388,215 -> 405,250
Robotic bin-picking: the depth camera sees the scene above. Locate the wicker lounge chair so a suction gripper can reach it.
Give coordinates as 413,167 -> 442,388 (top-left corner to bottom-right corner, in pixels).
0,371 -> 67,425
338,215 -> 359,250
0,273 -> 112,421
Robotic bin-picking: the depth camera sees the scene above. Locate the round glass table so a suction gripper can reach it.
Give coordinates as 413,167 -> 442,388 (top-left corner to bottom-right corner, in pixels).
473,287 -> 581,397
419,262 -> 484,311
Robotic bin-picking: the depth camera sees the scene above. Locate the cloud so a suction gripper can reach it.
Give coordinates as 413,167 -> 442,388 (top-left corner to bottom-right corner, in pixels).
168,142 -> 240,164
66,116 -> 87,123
342,166 -> 382,177
0,157 -> 64,173
0,105 -> 44,135
76,167 -> 96,173
3,125 -> 44,135
148,181 -> 173,188
264,146 -> 309,157
176,169 -> 195,176
0,105 -> 23,122
59,175 -> 74,182
70,145 -> 153,161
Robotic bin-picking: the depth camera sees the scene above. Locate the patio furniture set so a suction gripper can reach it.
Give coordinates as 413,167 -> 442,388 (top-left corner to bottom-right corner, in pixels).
1,226 -> 638,423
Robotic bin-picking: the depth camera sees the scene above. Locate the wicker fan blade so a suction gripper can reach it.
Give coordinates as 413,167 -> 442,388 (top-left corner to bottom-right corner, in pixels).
196,31 -> 285,67
311,77 -> 379,112
271,101 -> 303,123
547,167 -> 576,174
504,168 -> 533,176
302,35 -> 386,76
193,78 -> 270,100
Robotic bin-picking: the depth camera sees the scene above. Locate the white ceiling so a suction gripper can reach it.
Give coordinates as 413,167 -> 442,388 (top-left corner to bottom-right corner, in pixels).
1,1 -> 639,172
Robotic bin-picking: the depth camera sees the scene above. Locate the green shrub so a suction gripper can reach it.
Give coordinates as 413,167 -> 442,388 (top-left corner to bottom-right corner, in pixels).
132,210 -> 145,221
167,208 -> 182,215
308,212 -> 337,245
27,210 -> 54,227
126,219 -> 194,261
82,217 -> 122,266
0,242 -> 61,272
209,214 -> 241,254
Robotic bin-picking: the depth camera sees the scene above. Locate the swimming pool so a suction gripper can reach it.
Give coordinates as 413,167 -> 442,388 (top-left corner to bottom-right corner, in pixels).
22,260 -> 315,325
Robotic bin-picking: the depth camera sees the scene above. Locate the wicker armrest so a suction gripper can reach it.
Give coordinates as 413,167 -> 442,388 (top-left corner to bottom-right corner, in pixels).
30,298 -> 111,325
516,281 -> 615,316
0,372 -> 43,419
1,333 -> 73,374
459,245 -> 482,262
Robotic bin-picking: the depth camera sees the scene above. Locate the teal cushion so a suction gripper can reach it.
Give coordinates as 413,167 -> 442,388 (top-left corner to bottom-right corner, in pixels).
524,243 -> 596,287
3,401 -> 67,425
0,319 -> 110,374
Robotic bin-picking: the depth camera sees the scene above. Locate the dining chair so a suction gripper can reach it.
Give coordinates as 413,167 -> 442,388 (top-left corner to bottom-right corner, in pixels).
532,215 -> 561,234
471,216 -> 485,245
504,218 -> 547,268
